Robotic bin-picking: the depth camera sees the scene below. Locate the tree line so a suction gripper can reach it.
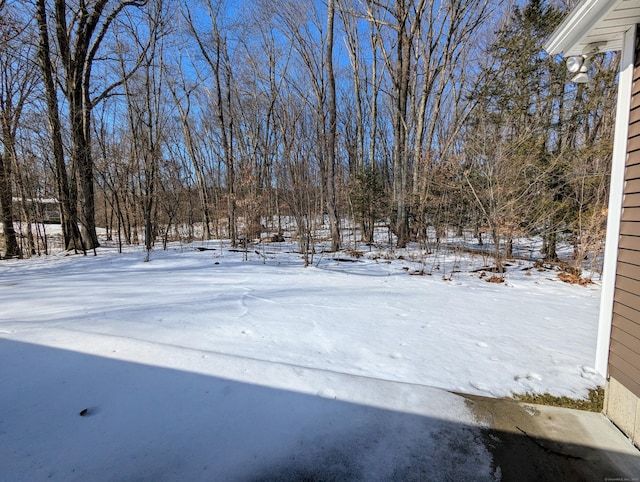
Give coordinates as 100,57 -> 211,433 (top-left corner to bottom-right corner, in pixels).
0,0 -> 618,270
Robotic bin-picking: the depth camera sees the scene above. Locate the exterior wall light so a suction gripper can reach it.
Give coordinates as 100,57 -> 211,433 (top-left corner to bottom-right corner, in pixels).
566,55 -> 584,72
566,55 -> 590,83
564,42 -> 605,84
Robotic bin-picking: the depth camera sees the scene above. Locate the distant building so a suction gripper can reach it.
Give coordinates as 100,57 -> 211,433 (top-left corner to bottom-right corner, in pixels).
12,198 -> 60,224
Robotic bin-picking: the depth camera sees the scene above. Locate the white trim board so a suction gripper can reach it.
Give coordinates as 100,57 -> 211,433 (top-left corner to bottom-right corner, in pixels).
595,25 -> 636,377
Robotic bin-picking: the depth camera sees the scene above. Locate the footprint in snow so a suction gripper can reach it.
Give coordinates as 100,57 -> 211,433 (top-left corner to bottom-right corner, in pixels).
515,373 -> 542,382
476,341 -> 489,348
469,381 -> 493,394
389,353 -> 402,359
581,366 -> 598,379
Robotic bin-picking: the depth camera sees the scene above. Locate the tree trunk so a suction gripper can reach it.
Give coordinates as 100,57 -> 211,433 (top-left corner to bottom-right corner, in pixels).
35,0 -> 83,253
325,0 -> 341,252
390,0 -> 423,248
69,92 -> 99,249
392,23 -> 408,247
0,156 -> 19,258
543,230 -> 558,261
0,124 -> 20,258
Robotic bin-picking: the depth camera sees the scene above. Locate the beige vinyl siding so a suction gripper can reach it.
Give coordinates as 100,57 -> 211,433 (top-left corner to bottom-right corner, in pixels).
610,47 -> 640,399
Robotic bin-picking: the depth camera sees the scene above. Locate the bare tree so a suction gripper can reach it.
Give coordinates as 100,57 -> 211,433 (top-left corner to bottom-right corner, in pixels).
116,1 -> 167,260
361,0 -> 494,247
275,90 -> 321,266
183,0 -> 238,245
269,0 -> 343,251
166,64 -> 213,240
0,2 -> 38,258
363,0 -> 428,247
325,0 -> 341,251
35,0 -> 148,251
35,0 -> 84,252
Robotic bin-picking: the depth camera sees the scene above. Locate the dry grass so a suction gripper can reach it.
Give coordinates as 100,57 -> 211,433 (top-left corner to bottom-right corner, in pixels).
512,387 -> 604,412
344,248 -> 364,259
486,275 -> 504,283
557,271 -> 593,286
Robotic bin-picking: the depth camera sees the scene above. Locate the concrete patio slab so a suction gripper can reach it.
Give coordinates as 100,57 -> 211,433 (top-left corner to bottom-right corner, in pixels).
465,394 -> 640,481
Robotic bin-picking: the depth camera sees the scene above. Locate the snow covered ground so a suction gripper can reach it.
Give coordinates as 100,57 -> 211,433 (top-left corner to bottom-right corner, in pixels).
0,241 -> 603,480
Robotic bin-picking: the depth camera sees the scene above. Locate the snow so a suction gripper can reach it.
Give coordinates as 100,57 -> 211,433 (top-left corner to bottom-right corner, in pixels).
0,241 -> 603,480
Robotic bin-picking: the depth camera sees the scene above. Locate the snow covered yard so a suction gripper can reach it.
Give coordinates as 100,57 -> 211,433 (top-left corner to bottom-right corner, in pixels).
0,242 -> 604,480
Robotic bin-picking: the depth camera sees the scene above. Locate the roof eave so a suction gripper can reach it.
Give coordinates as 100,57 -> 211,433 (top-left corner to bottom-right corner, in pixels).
544,0 -> 622,56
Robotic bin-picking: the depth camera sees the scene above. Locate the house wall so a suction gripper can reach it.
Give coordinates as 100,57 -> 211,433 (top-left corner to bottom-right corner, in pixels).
605,29 -> 640,445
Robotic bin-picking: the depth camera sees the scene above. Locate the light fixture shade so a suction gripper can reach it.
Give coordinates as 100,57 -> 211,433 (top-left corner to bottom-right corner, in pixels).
571,72 -> 589,83
566,55 -> 584,73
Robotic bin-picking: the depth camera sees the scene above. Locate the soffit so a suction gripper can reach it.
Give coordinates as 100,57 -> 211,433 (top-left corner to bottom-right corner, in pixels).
545,0 -> 640,56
